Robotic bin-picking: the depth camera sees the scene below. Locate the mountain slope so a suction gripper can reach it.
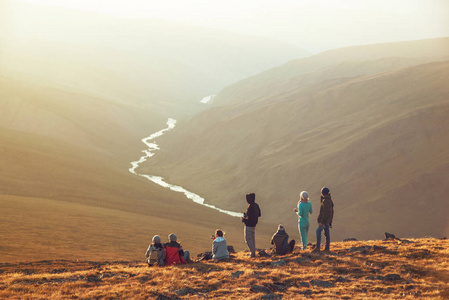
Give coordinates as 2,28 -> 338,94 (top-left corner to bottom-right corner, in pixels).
0,79 -> 275,262
214,37 -> 449,106
141,59 -> 449,241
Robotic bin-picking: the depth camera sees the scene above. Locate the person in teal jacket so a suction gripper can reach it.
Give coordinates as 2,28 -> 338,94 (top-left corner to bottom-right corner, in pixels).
293,191 -> 313,250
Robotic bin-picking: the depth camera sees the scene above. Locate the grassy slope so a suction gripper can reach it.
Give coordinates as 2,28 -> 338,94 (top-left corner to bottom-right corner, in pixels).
0,124 -> 275,262
0,80 -> 275,262
140,60 -> 449,241
0,238 -> 448,299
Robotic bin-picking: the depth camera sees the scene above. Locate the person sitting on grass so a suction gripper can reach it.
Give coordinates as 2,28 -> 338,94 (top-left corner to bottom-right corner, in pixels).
164,233 -> 191,266
145,235 -> 165,266
212,229 -> 230,261
270,224 -> 295,255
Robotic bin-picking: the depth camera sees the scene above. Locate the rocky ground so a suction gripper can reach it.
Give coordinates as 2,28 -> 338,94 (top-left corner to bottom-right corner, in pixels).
0,236 -> 448,299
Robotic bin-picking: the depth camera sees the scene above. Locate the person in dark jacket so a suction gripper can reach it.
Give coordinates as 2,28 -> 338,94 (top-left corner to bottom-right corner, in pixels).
164,233 -> 190,266
270,224 -> 295,255
312,187 -> 334,253
241,193 -> 261,257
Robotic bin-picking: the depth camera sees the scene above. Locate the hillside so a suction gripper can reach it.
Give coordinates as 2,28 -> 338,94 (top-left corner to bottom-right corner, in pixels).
214,37 -> 449,106
1,237 -> 448,299
140,39 -> 449,241
0,79 -> 278,262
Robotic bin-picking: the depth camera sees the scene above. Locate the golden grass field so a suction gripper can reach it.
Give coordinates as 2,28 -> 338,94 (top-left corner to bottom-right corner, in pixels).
1,237 -> 448,299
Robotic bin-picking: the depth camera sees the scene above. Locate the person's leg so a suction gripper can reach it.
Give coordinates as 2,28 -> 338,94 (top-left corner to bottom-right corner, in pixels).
250,227 -> 256,257
183,250 -> 190,262
324,224 -> 330,251
245,226 -> 256,257
315,225 -> 323,251
300,225 -> 308,250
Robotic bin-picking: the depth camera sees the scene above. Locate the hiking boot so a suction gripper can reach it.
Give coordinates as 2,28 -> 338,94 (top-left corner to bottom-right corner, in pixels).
311,248 -> 321,253
322,249 -> 331,254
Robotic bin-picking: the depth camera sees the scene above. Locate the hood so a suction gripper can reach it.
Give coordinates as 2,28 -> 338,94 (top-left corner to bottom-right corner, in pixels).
152,235 -> 161,244
246,193 -> 255,204
214,237 -> 226,243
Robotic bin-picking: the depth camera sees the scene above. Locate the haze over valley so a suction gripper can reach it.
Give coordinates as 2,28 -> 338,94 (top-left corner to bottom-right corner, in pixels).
1,0 -> 449,262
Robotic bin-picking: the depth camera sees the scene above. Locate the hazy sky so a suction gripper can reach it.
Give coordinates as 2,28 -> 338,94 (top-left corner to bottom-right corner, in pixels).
11,0 -> 449,52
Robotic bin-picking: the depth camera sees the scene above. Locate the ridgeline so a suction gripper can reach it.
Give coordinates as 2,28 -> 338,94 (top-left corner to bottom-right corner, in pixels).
1,237 -> 448,299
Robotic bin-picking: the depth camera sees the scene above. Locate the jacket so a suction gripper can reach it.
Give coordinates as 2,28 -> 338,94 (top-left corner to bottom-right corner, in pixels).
164,241 -> 187,266
317,194 -> 334,224
212,237 -> 229,260
243,198 -> 261,227
270,229 -> 289,255
297,200 -> 313,227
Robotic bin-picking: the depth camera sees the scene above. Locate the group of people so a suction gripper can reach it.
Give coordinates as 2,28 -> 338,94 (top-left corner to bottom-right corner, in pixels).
242,187 -> 334,256
145,187 -> 334,266
145,230 -> 230,266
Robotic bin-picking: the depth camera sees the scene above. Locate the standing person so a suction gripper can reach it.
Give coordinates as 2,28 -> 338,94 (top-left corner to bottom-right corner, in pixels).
241,193 -> 261,258
312,187 -> 334,253
270,224 -> 295,255
164,233 -> 191,265
145,235 -> 165,266
294,191 -> 313,250
212,229 -> 230,261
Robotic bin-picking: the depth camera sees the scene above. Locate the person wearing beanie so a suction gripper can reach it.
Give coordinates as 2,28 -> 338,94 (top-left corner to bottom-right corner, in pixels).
164,233 -> 191,265
312,187 -> 334,253
145,235 -> 165,266
212,229 -> 230,261
270,224 -> 295,255
294,191 -> 313,250
241,193 -> 261,258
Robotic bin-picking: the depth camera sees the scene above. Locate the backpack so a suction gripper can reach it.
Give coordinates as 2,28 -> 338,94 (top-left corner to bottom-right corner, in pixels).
148,249 -> 159,266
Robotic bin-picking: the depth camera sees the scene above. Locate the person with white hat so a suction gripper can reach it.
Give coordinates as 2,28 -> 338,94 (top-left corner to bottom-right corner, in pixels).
294,191 -> 313,250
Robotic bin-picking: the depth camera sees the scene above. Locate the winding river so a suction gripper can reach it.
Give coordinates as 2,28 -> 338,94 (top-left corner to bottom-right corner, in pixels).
129,118 -> 241,218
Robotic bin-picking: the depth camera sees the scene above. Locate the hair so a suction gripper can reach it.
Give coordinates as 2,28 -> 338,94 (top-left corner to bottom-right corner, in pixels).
215,229 -> 224,237
300,191 -> 309,200
246,193 -> 255,202
278,224 -> 285,231
168,233 -> 177,242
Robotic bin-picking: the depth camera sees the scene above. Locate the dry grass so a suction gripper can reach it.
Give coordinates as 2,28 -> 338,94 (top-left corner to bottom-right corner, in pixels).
1,238 -> 448,299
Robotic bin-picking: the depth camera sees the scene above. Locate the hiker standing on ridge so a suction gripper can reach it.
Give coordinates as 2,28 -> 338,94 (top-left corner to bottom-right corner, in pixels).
312,187 -> 334,253
294,191 -> 313,250
241,193 -> 261,258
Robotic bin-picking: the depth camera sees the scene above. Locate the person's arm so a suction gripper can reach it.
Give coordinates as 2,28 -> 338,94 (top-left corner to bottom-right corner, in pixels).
145,245 -> 152,258
309,203 -> 313,214
212,241 -> 218,254
298,203 -> 303,217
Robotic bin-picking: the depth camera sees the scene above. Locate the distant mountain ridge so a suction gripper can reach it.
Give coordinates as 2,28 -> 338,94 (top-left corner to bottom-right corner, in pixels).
1,2 -> 307,115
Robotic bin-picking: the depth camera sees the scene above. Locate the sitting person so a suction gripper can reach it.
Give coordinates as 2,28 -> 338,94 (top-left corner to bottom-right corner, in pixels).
164,233 -> 190,266
212,229 -> 230,261
145,235 -> 165,266
270,224 -> 295,255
